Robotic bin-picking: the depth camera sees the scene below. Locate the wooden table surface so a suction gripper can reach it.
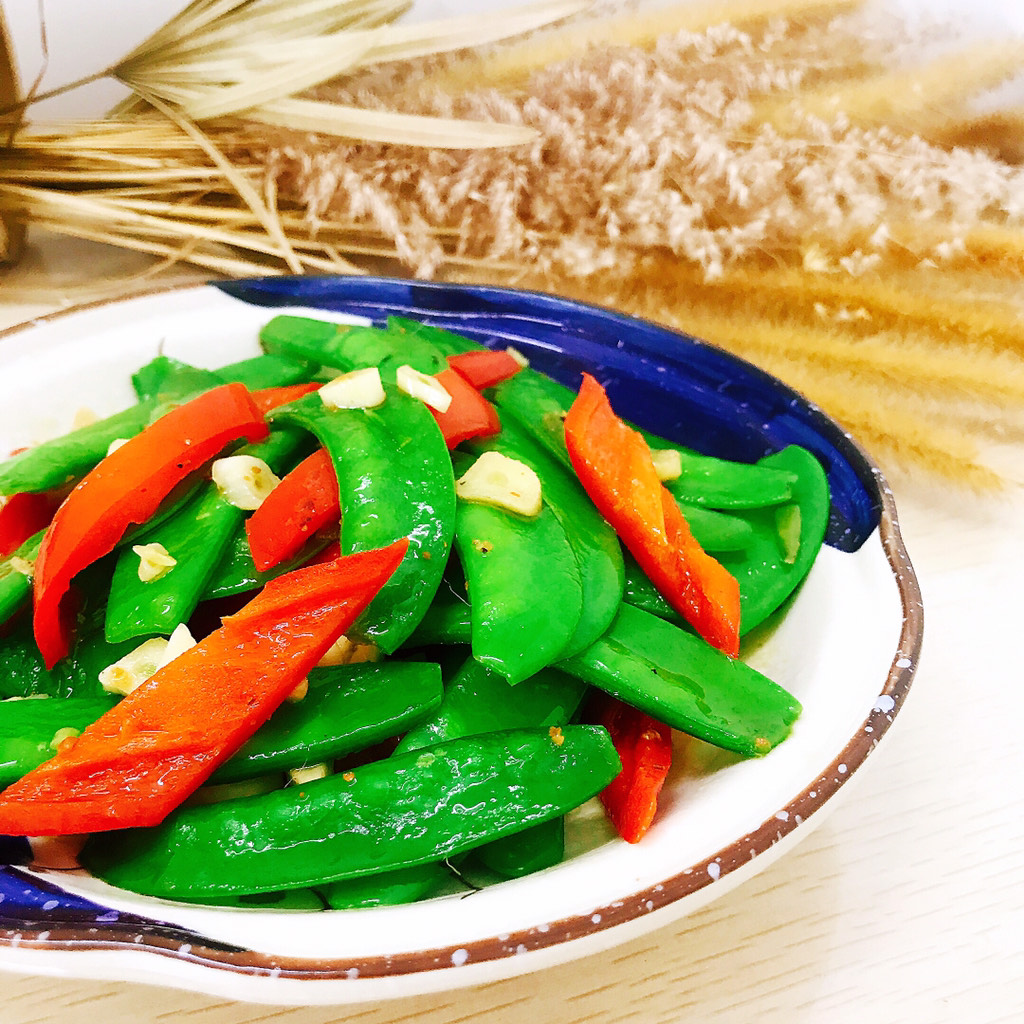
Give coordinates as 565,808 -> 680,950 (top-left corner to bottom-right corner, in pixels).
0,235 -> 1022,1024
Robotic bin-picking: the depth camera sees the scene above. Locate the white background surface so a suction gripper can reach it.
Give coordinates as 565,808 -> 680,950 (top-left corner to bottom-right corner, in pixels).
2,0 -> 1024,1020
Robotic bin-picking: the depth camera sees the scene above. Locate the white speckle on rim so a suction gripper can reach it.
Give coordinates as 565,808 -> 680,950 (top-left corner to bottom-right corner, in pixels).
36,931 -> 50,942
537,923 -> 550,933
895,656 -> 912,669
809,790 -> 817,799
178,944 -> 192,957
874,694 -> 896,713
515,944 -> 529,956
497,933 -> 510,942
707,862 -> 721,881
645,900 -> 654,912
838,764 -> 848,774
345,967 -> 359,980
865,725 -> 874,733
776,810 -> 789,821
451,949 -> 469,967
41,900 -> 59,912
591,913 -> 602,924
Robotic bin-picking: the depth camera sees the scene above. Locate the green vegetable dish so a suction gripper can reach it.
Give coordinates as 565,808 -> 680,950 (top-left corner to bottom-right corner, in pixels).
0,313 -> 830,908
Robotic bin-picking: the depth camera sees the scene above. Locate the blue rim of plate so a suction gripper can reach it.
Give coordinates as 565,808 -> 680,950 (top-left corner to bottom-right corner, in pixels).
0,276 -> 922,988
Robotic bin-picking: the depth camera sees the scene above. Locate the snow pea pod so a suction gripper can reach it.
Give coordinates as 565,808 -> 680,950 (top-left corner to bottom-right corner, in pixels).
104,427 -> 308,643
453,455 -> 583,683
271,389 -> 455,654
0,398 -> 162,495
395,655 -> 588,755
624,447 -> 828,635
211,660 -> 443,783
0,695 -> 119,788
469,417 -> 624,659
493,370 -> 797,509
214,353 -> 318,390
131,356 -> 224,403
81,725 -> 620,899
319,861 -> 458,909
561,604 -> 801,757
0,529 -> 42,627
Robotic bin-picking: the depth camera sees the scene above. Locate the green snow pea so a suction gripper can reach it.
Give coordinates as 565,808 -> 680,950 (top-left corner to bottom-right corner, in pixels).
468,416 -> 624,659
680,505 -> 755,553
131,356 -> 224,403
215,353 -> 318,390
319,860 -> 459,909
493,369 -> 798,509
104,427 -> 309,643
623,447 -> 829,635
81,725 -> 620,899
0,398 -> 162,495
0,529 -> 42,627
271,388 -> 455,654
211,660 -> 444,783
471,816 -> 565,879
561,603 -> 801,757
0,694 -> 119,788
404,581 -> 472,646
453,454 -> 583,683
395,655 -> 588,755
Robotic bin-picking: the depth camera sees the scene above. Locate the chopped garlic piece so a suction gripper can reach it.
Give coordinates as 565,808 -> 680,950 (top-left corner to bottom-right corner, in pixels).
8,556 -> 34,579
106,437 -> 130,456
287,678 -> 309,703
319,366 -> 386,410
455,450 -> 542,518
505,346 -> 530,368
212,455 -> 281,510
651,448 -> 682,482
133,542 -> 177,582
317,634 -> 380,668
72,407 -> 98,430
50,727 -> 80,750
98,625 -> 196,696
396,364 -> 452,412
289,763 -> 331,786
187,775 -> 281,807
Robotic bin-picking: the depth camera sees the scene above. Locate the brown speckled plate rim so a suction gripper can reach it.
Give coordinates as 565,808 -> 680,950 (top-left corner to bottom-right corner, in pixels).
0,282 -> 923,985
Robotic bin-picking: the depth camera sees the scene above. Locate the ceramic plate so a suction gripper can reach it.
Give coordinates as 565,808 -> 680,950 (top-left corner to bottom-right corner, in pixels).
0,278 -> 922,1005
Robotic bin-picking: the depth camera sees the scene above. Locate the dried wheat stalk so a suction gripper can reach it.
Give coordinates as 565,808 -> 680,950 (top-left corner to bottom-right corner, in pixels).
3,0 -> 1024,485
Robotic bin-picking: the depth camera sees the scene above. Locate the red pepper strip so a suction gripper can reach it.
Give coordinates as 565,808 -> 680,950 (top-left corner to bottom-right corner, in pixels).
0,492 -> 60,557
250,382 -> 320,415
245,448 -> 341,572
594,694 -> 673,844
33,383 -> 268,669
0,540 -> 408,836
431,367 -> 502,450
447,349 -> 523,391
564,373 -> 741,656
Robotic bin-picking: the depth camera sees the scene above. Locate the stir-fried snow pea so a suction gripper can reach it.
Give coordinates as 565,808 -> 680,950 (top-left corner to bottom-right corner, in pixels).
0,398 -> 162,495
395,656 -> 588,755
493,369 -> 798,510
104,427 -> 309,643
211,661 -> 443,783
682,505 -> 756,553
405,581 -> 472,646
395,656 -> 588,881
717,445 -> 830,631
562,604 -> 801,757
0,530 -> 42,626
215,353 -> 318,390
272,389 -> 455,654
81,725 -> 620,899
319,860 -> 458,910
201,522 -> 333,600
0,695 -> 118,788
469,417 -> 624,659
453,456 -> 583,683
624,447 -> 829,635
131,356 -> 224,403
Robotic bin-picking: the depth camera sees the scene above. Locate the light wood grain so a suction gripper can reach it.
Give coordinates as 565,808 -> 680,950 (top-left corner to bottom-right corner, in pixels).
1,233 -> 1022,1024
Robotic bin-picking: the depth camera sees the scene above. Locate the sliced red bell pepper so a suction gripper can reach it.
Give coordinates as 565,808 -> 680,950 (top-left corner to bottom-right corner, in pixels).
250,382 -> 320,415
245,447 -> 341,572
0,539 -> 408,836
564,373 -> 741,656
0,491 -> 61,558
447,349 -> 523,391
33,383 -> 268,668
594,694 -> 673,844
430,367 -> 502,450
